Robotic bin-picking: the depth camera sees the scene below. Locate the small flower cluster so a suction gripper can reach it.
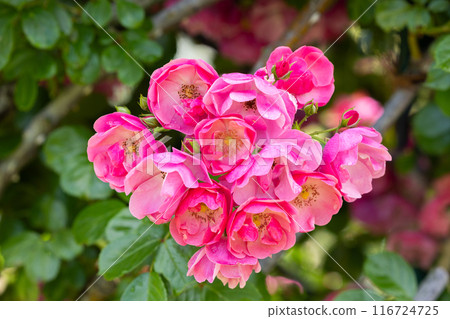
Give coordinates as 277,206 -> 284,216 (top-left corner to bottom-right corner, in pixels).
87,45 -> 391,289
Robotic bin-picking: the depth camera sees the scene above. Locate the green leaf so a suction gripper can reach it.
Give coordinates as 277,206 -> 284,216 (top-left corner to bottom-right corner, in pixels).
32,193 -> 68,232
118,60 -> 144,86
3,49 -> 57,81
63,26 -> 94,69
435,89 -> 450,116
116,0 -> 144,29
22,7 -> 60,49
25,241 -> 60,282
67,53 -> 101,85
428,0 -> 449,12
105,208 -> 143,241
98,226 -> 164,280
60,153 -> 113,200
120,272 -> 168,301
73,200 -> 125,245
434,35 -> 450,72
154,239 -> 196,293
101,45 -> 124,72
205,281 -> 263,301
0,12 -> 14,70
14,76 -> 38,112
2,232 -> 39,267
48,230 -> 83,261
425,66 -> 450,90
413,103 -> 450,155
50,1 -> 73,36
148,271 -> 168,301
334,289 -> 384,301
375,0 -> 411,31
363,252 -> 417,300
101,45 -> 145,86
84,0 -> 112,27
15,270 -> 39,301
129,39 -> 163,64
0,0 -> 33,8
406,6 -> 431,30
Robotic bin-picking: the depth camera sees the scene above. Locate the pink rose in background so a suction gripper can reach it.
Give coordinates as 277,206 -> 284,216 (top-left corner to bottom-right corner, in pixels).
419,195 -> 450,239
321,127 -> 392,202
274,172 -> 342,232
322,92 -> 384,128
147,58 -> 218,135
124,149 -> 211,224
195,116 -> 257,175
350,194 -> 417,235
266,275 -> 303,295
264,46 -> 335,107
227,129 -> 323,204
387,231 -> 438,270
170,183 -> 232,246
203,73 -> 296,140
227,199 -> 298,259
187,238 -> 261,288
87,113 -> 165,192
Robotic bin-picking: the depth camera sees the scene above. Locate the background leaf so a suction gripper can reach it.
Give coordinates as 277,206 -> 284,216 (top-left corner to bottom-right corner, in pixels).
22,7 -> 60,49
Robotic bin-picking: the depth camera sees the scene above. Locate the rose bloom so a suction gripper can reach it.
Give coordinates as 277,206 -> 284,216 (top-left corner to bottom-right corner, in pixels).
274,171 -> 343,232
320,127 -> 392,202
202,73 -> 296,140
187,238 -> 261,289
387,231 -> 438,270
87,112 -> 165,192
124,149 -> 211,224
170,183 -> 232,246
262,46 -> 335,107
147,58 -> 218,135
195,116 -> 257,175
227,199 -> 299,259
226,129 -> 323,204
419,195 -> 450,239
322,92 -> 384,127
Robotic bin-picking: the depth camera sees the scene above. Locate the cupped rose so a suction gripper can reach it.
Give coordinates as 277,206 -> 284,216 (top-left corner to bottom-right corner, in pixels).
274,171 -> 342,232
202,73 -> 297,139
322,92 -> 384,127
195,116 -> 257,175
320,127 -> 392,202
87,112 -> 166,192
227,199 -> 299,259
187,238 -> 261,288
226,129 -> 322,204
263,46 -> 334,107
147,58 -> 218,135
124,149 -> 211,224
170,183 -> 232,246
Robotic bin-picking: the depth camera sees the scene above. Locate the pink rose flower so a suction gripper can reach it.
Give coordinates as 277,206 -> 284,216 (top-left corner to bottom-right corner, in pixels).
387,231 -> 438,270
202,73 -> 297,140
87,112 -> 165,192
274,171 -> 343,232
187,238 -> 261,289
227,199 -> 299,259
226,129 -> 322,204
320,127 -> 392,202
124,149 -> 211,224
170,183 -> 232,246
419,195 -> 450,239
147,58 -> 219,135
264,46 -> 335,107
194,116 -> 257,175
322,92 -> 384,128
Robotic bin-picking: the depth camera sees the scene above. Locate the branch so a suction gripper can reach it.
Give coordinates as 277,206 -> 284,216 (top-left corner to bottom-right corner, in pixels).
373,86 -> 419,134
414,267 -> 449,301
149,0 -> 220,38
0,85 -> 93,198
252,0 -> 337,73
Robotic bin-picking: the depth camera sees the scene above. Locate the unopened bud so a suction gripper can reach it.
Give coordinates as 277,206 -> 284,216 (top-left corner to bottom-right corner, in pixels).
138,94 -> 148,111
140,116 -> 160,128
304,103 -> 318,117
341,109 -> 360,127
115,106 -> 131,114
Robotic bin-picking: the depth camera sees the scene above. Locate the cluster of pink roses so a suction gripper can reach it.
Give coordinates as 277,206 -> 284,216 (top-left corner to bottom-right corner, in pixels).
87,45 -> 391,289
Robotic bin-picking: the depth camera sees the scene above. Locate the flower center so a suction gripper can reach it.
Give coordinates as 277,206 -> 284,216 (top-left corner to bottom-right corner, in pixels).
190,203 -> 219,224
243,99 -> 257,111
178,84 -> 200,99
252,213 -> 272,231
215,129 -> 244,156
122,132 -> 144,156
291,183 -> 319,208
